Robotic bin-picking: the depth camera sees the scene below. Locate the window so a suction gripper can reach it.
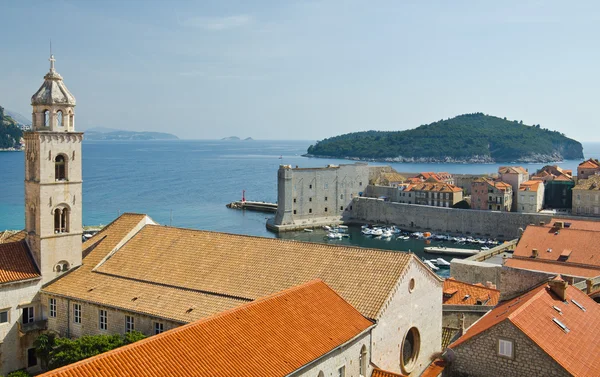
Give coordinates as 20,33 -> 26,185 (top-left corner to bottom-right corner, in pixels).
73,304 -> 81,324
43,110 -> 50,127
309,208 -> 312,213
0,309 -> 8,323
324,183 -> 328,189
340,206 -> 344,211
55,155 -> 66,180
99,309 -> 107,330
125,315 -> 135,333
359,345 -> 367,377
293,198 -> 296,203
22,307 -> 34,324
401,327 -> 420,374
324,207 -> 328,212
293,210 -> 297,215
54,207 -> 69,233
309,197 -> 312,202
27,348 -> 37,367
154,322 -> 164,334
49,298 -> 56,318
340,194 -> 344,199
337,366 -> 346,377
309,184 -> 312,189
359,181 -> 363,186
324,196 -> 328,201
498,338 -> 513,358
57,110 -> 63,127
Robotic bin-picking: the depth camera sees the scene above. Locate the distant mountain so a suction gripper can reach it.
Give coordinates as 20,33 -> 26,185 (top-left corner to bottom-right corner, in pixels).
244,137 -> 254,141
0,106 -> 23,150
222,136 -> 241,141
4,109 -> 31,126
85,129 -> 178,141
306,113 -> 584,163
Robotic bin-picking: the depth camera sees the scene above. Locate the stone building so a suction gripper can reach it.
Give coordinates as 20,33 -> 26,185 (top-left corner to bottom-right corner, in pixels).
517,180 -> 544,213
270,163 -> 372,231
572,175 -> 600,216
409,182 -> 463,208
498,166 -> 529,211
0,55 -> 82,375
531,166 -> 574,210
577,158 -> 600,180
442,278 -> 500,330
446,277 -> 600,377
39,280 -> 378,377
470,178 -> 512,211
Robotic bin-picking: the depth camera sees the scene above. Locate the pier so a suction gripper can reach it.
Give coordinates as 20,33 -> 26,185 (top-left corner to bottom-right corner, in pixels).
424,246 -> 480,256
226,200 -> 277,213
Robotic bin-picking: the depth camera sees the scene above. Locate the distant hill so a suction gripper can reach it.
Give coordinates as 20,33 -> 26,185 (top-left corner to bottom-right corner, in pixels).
306,113 -> 584,163
0,106 -> 23,150
85,128 -> 178,141
222,136 -> 254,141
4,109 -> 31,126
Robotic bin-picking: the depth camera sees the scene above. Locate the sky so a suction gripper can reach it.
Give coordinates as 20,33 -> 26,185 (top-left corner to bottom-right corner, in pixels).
1,1 -> 599,141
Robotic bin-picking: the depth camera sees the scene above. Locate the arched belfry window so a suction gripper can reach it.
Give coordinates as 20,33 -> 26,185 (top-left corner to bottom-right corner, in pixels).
57,110 -> 63,127
53,206 -> 70,234
69,112 -> 74,129
43,110 -> 50,127
55,154 -> 67,181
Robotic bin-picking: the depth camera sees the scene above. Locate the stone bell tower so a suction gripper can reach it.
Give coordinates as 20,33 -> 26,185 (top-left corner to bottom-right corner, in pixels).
24,54 -> 83,284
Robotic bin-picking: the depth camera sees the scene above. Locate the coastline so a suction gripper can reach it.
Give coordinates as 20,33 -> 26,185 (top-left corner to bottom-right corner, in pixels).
302,153 -> 573,164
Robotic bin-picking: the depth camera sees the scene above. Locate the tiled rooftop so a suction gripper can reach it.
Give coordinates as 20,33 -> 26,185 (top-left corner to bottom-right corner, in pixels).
443,278 -> 500,306
0,240 -> 40,284
579,158 -> 600,169
450,278 -> 600,377
499,166 -> 528,175
573,175 -> 600,190
39,280 -> 374,377
371,368 -> 406,377
518,180 -> 542,191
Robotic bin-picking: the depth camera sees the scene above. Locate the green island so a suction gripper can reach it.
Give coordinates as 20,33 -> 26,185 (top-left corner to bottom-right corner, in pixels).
0,106 -> 23,150
305,113 -> 584,163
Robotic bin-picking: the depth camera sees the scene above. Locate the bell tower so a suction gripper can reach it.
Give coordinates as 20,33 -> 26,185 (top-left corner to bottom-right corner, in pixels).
25,54 -> 83,284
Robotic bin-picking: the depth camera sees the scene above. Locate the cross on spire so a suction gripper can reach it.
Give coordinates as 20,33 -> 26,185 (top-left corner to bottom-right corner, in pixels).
49,54 -> 56,72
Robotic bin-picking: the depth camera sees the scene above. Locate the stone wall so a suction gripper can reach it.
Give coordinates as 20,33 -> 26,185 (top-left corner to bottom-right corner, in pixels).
442,306 -> 492,329
446,320 -> 569,377
346,197 -> 552,239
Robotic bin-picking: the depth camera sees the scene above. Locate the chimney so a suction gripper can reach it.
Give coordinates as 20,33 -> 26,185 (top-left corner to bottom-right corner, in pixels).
540,221 -> 545,226
485,281 -> 497,289
549,278 -> 568,301
586,279 -> 593,294
531,248 -> 539,258
555,221 -> 564,229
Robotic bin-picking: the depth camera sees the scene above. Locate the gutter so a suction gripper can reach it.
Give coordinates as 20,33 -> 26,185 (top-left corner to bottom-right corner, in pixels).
285,323 -> 376,376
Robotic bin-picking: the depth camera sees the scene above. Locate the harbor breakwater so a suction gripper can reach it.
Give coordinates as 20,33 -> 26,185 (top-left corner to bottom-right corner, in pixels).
345,197 -> 552,239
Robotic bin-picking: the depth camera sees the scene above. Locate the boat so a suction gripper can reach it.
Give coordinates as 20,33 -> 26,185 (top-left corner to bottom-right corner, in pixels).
435,258 -> 451,268
371,228 -> 383,236
481,246 -> 490,251
303,229 -> 313,232
322,225 -> 332,231
327,232 -> 343,239
423,259 -> 439,271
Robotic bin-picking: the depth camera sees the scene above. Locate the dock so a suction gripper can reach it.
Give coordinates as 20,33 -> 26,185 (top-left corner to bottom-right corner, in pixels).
226,201 -> 277,213
424,246 -> 480,256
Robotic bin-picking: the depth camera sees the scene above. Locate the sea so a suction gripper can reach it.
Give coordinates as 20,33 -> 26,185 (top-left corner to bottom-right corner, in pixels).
1,140 -> 599,277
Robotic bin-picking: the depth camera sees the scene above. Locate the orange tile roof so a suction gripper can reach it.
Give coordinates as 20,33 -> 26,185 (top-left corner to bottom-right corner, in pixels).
499,166 -> 528,175
410,182 -> 462,193
548,218 -> 600,232
371,368 -> 407,377
553,173 -> 574,182
450,279 -> 600,377
39,280 -> 374,377
504,258 -> 600,278
44,214 -> 434,322
518,180 -> 542,191
578,158 -> 600,169
0,240 -> 40,284
420,359 -> 446,377
474,177 -> 512,191
0,230 -> 26,244
443,278 -> 500,306
416,172 -> 442,182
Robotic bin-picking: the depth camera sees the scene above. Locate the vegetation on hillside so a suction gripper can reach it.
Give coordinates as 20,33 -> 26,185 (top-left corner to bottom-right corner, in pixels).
0,106 -> 23,149
306,113 -> 583,162
34,331 -> 146,371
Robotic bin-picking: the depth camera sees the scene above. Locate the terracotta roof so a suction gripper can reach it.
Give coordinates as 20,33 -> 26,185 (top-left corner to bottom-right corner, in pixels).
473,178 -> 512,191
0,240 -> 40,284
450,279 -> 600,377
504,258 -> 600,278
578,158 -> 600,169
410,182 -> 462,193
554,173 -> 574,182
39,280 -> 374,377
0,230 -> 26,244
443,278 -> 500,306
44,213 -> 434,322
518,180 -> 542,192
420,359 -> 446,377
548,218 -> 600,232
573,175 -> 600,190
380,172 -> 407,183
416,172 -> 442,182
371,368 -> 406,377
498,166 -> 528,175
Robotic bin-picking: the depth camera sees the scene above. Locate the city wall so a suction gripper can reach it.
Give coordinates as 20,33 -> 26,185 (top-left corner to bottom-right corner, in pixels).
346,197 -> 551,239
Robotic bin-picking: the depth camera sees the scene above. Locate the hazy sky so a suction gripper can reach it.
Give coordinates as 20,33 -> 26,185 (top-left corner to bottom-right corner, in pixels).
1,1 -> 599,140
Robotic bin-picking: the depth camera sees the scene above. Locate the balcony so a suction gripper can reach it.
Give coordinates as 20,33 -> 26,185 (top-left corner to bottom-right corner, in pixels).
19,319 -> 48,333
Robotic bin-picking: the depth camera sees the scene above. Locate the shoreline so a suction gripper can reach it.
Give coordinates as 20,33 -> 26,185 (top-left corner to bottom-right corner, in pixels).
302,153 -> 573,164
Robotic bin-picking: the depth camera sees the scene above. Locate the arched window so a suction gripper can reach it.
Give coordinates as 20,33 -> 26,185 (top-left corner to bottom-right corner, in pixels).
359,345 -> 367,377
57,110 -> 63,127
55,155 -> 67,181
401,327 -> 421,374
44,110 -> 50,127
54,207 -> 69,233
69,112 -> 74,129
55,260 -> 70,272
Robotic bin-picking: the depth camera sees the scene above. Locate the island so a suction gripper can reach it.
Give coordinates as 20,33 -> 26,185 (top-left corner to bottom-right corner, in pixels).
221,136 -> 254,141
305,113 -> 584,163
0,106 -> 23,151
84,128 -> 178,141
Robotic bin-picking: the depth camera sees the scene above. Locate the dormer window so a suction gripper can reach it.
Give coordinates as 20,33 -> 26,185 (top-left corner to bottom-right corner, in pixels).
55,154 -> 67,181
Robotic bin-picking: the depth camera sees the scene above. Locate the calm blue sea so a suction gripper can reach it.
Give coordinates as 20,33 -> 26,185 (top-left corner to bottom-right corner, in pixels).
1,140 -> 599,270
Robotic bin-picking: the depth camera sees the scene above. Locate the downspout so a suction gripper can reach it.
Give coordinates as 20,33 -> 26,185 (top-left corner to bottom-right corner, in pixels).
66,298 -> 71,338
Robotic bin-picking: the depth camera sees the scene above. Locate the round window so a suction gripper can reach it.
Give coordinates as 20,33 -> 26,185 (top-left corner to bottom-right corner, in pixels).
401,327 -> 420,373
409,278 -> 416,293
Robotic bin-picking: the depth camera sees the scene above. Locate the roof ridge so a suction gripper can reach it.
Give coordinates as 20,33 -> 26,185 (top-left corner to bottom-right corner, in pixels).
83,213 -> 147,248
446,278 -> 500,292
506,285 -> 548,320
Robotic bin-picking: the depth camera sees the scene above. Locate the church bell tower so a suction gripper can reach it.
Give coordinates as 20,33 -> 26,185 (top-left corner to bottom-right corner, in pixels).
25,54 -> 83,284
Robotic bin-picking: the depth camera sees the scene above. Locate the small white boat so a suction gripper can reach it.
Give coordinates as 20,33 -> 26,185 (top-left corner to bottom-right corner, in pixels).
481,246 -> 490,251
322,225 -> 332,231
435,258 -> 451,268
424,259 -> 439,271
304,229 -> 313,232
371,228 -> 383,236
327,232 -> 343,239
381,230 -> 393,238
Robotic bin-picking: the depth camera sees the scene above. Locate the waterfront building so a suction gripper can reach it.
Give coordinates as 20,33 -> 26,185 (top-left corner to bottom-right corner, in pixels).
470,178 -> 513,211
531,166 -> 574,210
517,180 -> 545,213
39,280 -> 379,377
409,182 -> 463,208
413,171 -> 454,185
577,158 -> 600,180
446,277 -> 600,377
498,166 -> 529,211
572,175 -> 600,216
270,163 -> 373,231
0,55 -> 82,375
